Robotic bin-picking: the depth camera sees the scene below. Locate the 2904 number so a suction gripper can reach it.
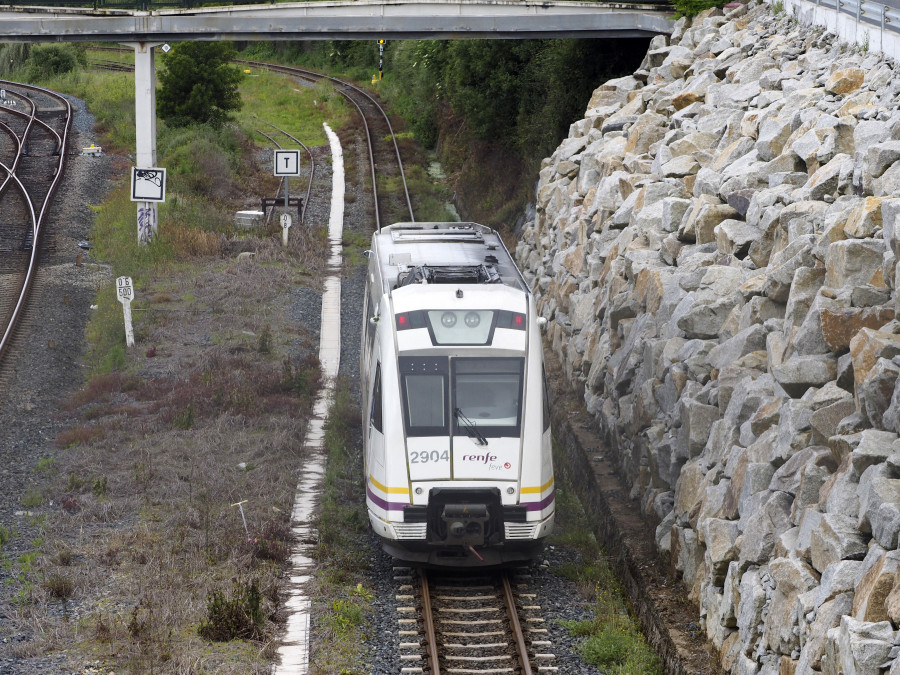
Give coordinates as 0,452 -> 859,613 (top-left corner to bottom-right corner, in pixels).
410,450 -> 449,464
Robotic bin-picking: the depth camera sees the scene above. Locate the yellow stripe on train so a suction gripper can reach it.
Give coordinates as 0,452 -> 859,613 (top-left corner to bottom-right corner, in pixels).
520,477 -> 554,494
368,475 -> 410,495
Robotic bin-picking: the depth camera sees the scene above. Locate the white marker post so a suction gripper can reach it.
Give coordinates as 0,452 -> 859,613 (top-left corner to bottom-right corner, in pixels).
274,150 -> 301,235
280,213 -> 292,247
116,276 -> 135,348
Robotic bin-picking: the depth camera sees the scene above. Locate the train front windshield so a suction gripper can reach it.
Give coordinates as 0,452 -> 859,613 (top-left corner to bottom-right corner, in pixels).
400,356 -> 524,438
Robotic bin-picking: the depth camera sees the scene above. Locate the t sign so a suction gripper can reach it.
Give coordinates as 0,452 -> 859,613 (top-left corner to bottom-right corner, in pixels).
274,150 -> 301,176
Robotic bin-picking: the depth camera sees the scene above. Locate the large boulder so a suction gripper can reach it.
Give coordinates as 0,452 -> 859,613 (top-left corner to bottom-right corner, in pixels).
858,358 -> 900,428
852,550 -> 900,623
850,329 -> 900,393
740,490 -> 795,565
820,307 -> 896,352
834,615 -> 895,675
858,472 -> 900,549
825,240 -> 887,290
772,355 -> 838,398
810,513 -> 869,573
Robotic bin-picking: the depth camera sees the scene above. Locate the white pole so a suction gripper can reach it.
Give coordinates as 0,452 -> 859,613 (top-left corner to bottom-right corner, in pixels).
128,42 -> 161,244
122,300 -> 135,348
116,276 -> 135,347
285,175 -> 290,228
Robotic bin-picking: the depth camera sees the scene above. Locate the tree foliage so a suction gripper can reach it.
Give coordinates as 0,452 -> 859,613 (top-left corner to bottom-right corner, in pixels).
26,44 -> 85,80
384,38 -> 648,159
157,42 -> 243,127
671,0 -> 726,17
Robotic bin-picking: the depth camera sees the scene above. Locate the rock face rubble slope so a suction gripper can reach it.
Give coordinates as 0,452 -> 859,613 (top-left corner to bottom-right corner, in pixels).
516,3 -> 900,674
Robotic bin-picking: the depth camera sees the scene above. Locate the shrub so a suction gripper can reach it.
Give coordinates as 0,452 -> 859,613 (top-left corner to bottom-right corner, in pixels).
21,488 -> 43,508
27,44 -> 85,80
325,598 -> 364,635
43,574 -> 75,600
198,581 -> 264,641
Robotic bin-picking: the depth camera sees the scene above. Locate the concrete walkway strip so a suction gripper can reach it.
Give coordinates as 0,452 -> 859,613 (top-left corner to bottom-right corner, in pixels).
273,122 -> 344,675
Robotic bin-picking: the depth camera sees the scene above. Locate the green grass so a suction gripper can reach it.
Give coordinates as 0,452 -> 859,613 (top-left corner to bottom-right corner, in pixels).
236,70 -> 350,145
20,488 -> 44,509
310,379 -> 371,674
38,69 -> 137,151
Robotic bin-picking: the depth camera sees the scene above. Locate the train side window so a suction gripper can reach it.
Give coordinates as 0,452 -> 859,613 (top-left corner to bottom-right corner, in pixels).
542,366 -> 551,432
365,291 -> 377,352
371,363 -> 383,433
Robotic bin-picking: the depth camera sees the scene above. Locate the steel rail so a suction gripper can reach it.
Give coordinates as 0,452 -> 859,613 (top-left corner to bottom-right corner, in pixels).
0,90 -> 64,154
254,128 -> 285,227
417,568 -> 442,675
243,60 -> 380,229
0,91 -> 37,190
0,80 -> 72,363
240,60 -> 414,230
501,571 -> 534,675
334,77 -> 414,225
261,121 -> 316,225
255,124 -> 316,226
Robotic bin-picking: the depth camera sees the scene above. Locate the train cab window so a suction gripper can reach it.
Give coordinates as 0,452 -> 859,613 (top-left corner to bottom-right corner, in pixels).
371,363 -> 383,433
399,357 -> 449,436
452,358 -> 524,437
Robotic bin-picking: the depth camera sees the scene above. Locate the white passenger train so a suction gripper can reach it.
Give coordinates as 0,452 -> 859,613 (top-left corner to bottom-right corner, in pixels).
360,222 -> 554,566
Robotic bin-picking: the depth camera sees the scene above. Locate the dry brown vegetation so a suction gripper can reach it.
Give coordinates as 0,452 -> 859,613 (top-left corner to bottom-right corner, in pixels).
13,238 -> 326,673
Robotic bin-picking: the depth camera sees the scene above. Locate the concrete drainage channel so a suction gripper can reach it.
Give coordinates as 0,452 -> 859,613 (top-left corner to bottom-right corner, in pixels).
273,123 -> 345,675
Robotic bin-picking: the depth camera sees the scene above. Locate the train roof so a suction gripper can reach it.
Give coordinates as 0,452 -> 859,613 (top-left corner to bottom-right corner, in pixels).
371,222 -> 529,296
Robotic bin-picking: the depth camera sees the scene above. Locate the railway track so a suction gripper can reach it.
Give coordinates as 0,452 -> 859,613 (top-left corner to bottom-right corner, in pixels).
240,60 -> 414,229
395,566 -> 558,674
255,122 -> 316,225
0,80 -> 72,369
89,54 -> 413,228
90,58 -> 134,72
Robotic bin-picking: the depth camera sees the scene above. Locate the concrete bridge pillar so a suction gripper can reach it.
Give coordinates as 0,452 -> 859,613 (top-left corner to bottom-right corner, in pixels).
122,41 -> 162,243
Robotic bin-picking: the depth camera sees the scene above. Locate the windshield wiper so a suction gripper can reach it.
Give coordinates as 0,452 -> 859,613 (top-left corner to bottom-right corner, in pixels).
454,408 -> 488,446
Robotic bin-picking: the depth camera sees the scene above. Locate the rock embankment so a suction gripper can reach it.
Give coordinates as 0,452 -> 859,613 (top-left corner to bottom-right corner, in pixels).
516,3 -> 900,674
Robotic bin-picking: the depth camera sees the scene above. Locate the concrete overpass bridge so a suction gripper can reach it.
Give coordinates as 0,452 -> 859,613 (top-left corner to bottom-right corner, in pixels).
0,0 -> 673,42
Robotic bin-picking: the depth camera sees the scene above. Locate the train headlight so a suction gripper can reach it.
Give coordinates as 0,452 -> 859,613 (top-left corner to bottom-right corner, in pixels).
464,311 -> 481,328
507,487 -> 515,495
441,311 -> 457,328
415,487 -> 423,495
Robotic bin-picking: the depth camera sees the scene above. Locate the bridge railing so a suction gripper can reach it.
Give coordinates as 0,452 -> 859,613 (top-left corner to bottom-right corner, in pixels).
0,0 -> 671,9
808,0 -> 900,33
779,0 -> 900,63
3,0 -> 276,9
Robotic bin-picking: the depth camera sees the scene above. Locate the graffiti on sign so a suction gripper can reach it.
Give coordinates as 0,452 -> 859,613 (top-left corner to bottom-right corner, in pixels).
138,205 -> 156,243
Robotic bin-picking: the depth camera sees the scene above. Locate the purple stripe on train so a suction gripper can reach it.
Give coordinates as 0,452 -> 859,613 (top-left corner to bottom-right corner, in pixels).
523,490 -> 554,511
367,485 -> 553,513
366,484 -> 410,512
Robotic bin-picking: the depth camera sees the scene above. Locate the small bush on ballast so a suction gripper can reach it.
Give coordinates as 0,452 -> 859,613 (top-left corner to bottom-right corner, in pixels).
197,581 -> 264,642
